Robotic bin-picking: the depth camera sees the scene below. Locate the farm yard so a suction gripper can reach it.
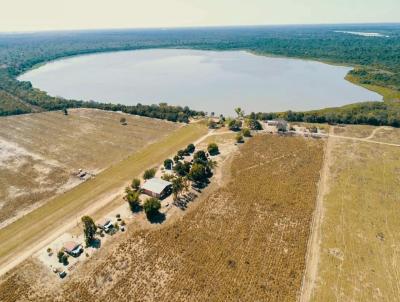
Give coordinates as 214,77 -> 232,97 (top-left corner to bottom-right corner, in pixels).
0,108 -> 180,226
0,116 -> 207,278
307,125 -> 400,301
0,133 -> 324,301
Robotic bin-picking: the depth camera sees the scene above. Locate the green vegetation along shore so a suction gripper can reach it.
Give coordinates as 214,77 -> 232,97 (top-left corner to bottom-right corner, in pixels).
0,24 -> 399,125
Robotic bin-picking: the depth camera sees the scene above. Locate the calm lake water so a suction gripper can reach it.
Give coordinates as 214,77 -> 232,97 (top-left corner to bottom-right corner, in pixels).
19,49 -> 381,116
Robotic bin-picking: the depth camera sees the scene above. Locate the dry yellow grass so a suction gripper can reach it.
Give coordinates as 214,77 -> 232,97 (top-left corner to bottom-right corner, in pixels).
0,134 -> 324,301
0,120 -> 206,275
310,127 -> 400,301
0,108 -> 179,224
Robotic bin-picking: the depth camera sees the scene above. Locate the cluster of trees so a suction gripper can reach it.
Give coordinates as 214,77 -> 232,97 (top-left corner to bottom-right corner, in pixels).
2,25 -> 399,122
254,102 -> 400,127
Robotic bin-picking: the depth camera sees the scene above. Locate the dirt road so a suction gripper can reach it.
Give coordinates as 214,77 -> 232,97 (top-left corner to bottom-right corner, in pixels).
300,127 -> 335,302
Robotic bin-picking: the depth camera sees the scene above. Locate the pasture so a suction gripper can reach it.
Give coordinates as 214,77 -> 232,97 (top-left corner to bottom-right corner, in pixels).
0,108 -> 179,225
0,134 -> 324,301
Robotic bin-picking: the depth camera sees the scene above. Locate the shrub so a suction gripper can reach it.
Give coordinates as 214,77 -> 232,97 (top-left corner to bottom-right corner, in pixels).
207,143 -> 219,155
131,178 -> 141,191
143,198 -> 161,217
143,168 -> 156,180
186,143 -> 195,154
242,128 -> 251,137
164,158 -> 173,170
236,133 -> 244,143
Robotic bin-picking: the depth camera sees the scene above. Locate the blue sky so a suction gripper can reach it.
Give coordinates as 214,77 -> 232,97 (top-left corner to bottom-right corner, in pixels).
0,0 -> 399,32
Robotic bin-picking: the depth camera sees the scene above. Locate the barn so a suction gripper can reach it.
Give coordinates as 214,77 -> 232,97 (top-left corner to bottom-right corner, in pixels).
141,177 -> 172,199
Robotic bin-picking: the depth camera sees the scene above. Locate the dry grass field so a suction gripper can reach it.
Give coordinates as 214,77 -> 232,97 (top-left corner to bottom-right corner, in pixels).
0,134 -> 323,301
0,109 -> 179,225
310,126 -> 400,301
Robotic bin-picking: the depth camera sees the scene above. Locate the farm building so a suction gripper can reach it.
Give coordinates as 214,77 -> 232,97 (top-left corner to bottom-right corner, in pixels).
63,241 -> 83,257
267,119 -> 288,131
142,177 -> 172,199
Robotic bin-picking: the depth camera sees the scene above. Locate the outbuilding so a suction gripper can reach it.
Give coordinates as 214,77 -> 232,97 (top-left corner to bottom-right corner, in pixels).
63,241 -> 83,257
141,177 -> 172,199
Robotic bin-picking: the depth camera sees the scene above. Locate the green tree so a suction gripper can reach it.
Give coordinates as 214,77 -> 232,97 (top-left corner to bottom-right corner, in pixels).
236,133 -> 244,143
177,149 -> 185,158
188,163 -> 208,183
173,161 -> 191,176
172,177 -> 184,200
63,108 -> 68,115
57,250 -> 65,263
164,158 -> 173,170
235,107 -> 244,118
207,143 -> 219,155
228,119 -> 242,131
173,155 -> 180,163
143,168 -> 156,180
131,178 -> 141,191
186,143 -> 195,154
81,216 -> 97,246
247,119 -> 262,130
242,128 -> 251,137
126,190 -> 141,211
193,150 -> 207,162
143,198 -> 161,217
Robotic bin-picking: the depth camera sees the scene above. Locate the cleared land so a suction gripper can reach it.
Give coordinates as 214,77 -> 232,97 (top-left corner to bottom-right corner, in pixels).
308,125 -> 400,301
0,134 -> 323,301
0,117 -> 206,277
0,109 -> 179,226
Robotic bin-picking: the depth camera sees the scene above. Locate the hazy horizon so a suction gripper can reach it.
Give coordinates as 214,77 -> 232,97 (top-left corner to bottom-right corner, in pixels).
1,0 -> 399,33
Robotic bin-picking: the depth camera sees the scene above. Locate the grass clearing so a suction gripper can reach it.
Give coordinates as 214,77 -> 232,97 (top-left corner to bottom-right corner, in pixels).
0,121 -> 207,274
0,134 -> 325,301
310,128 -> 400,301
0,108 -> 179,225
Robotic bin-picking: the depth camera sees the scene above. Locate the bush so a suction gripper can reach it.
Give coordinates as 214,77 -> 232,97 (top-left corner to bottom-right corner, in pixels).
207,143 -> 219,155
228,119 -> 242,131
193,150 -> 207,163
236,134 -> 244,143
143,198 -> 161,217
164,158 -> 173,170
143,168 -> 156,180
161,173 -> 175,181
131,178 -> 141,191
242,128 -> 251,137
186,143 -> 195,154
126,190 -> 141,211
174,161 -> 191,176
247,119 -> 262,130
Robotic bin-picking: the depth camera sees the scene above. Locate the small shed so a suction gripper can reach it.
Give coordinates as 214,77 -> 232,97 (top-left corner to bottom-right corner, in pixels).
63,241 -> 83,257
141,178 -> 172,199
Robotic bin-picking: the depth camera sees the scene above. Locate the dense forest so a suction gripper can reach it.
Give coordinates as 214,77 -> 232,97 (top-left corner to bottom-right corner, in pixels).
0,24 -> 400,124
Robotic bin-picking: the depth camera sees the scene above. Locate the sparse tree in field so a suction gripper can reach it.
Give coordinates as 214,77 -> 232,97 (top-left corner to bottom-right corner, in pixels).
228,119 -> 242,131
207,143 -> 219,155
172,177 -> 184,200
143,168 -> 156,180
81,216 -> 97,247
125,190 -> 141,211
131,178 -> 141,191
143,198 -> 161,218
235,107 -> 244,118
173,155 -> 180,163
186,143 -> 195,154
120,117 -> 127,125
63,108 -> 68,116
219,114 -> 226,125
236,133 -> 244,143
164,159 -> 173,170
247,119 -> 262,130
242,128 -> 251,137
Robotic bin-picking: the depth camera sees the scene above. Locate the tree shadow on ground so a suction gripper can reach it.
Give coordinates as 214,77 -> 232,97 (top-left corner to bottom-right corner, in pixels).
89,238 -> 101,249
146,212 -> 166,224
129,204 -> 143,213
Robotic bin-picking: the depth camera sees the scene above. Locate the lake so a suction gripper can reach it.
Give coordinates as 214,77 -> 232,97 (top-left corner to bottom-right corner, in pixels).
19,49 -> 381,116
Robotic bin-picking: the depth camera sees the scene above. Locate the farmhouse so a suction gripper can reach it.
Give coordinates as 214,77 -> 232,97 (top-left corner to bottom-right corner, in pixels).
63,241 -> 83,257
142,177 -> 172,199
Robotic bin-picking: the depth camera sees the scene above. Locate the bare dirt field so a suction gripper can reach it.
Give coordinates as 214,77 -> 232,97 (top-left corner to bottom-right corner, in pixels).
307,125 -> 400,301
0,134 -> 324,301
0,109 -> 179,226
